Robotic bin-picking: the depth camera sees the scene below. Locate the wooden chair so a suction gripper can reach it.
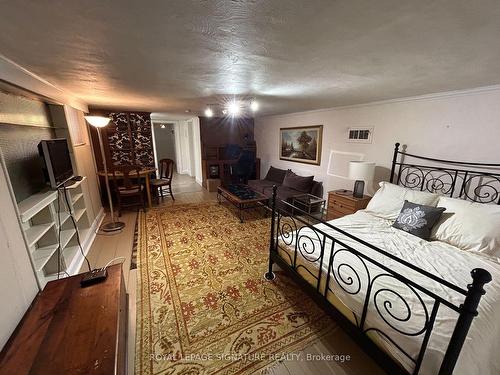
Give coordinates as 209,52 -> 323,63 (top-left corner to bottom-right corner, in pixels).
110,165 -> 146,216
151,158 -> 175,201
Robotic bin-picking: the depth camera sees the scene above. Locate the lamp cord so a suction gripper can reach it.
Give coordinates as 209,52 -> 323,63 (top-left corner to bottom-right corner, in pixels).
55,188 -> 70,279
56,188 -> 62,279
101,256 -> 126,271
63,184 -> 92,272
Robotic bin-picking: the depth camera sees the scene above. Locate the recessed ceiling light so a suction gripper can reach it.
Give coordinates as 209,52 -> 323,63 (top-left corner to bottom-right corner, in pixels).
227,101 -> 240,116
250,100 -> 259,112
204,107 -> 213,117
185,109 -> 191,113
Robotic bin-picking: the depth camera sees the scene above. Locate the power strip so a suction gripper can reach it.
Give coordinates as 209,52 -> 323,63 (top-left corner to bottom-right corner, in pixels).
80,269 -> 108,287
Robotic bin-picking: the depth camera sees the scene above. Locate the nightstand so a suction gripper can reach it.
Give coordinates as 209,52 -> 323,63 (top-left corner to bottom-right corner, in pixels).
327,190 -> 371,220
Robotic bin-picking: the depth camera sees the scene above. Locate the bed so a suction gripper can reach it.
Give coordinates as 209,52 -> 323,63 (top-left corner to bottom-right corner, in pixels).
264,143 -> 500,375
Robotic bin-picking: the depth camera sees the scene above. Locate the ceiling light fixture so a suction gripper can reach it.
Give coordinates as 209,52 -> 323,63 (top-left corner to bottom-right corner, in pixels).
204,107 -> 213,117
250,100 -> 259,112
227,100 -> 240,116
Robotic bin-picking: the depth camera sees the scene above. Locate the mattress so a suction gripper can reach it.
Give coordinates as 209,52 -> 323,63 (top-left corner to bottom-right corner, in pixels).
276,210 -> 500,375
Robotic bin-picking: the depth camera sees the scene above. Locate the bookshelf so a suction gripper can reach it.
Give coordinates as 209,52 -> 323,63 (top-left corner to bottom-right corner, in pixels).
17,177 -> 90,288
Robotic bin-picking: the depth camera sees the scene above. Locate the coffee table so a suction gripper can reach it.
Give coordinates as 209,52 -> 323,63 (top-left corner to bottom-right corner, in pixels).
217,184 -> 269,223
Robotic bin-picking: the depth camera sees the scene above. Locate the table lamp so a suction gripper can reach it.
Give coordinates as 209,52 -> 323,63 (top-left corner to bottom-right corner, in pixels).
348,161 -> 375,198
85,115 -> 125,232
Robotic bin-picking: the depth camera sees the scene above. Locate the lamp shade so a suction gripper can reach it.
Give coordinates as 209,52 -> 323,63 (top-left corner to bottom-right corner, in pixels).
348,161 -> 375,181
84,115 -> 110,128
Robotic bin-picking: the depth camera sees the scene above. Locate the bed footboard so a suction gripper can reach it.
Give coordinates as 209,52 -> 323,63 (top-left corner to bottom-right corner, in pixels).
265,185 -> 492,375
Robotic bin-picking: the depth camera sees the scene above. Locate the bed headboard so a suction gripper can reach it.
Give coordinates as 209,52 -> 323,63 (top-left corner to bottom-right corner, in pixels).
389,142 -> 500,204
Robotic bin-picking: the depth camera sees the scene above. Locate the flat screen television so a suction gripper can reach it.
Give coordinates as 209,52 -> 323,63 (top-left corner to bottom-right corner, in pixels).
38,139 -> 74,189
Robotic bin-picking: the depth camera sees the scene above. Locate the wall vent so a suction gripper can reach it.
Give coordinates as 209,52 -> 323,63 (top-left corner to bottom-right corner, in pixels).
348,127 -> 373,143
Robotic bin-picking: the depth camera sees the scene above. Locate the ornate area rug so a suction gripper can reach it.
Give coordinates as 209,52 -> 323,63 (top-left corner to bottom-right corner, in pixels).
130,217 -> 139,270
136,202 -> 334,374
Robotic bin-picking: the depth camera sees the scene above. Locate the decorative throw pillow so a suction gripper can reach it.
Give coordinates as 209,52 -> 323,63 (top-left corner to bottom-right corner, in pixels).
264,166 -> 287,183
282,170 -> 314,193
393,200 -> 445,240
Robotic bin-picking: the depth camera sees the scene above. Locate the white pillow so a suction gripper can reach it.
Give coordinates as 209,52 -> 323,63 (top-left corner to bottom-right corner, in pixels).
431,196 -> 500,257
364,182 -> 440,220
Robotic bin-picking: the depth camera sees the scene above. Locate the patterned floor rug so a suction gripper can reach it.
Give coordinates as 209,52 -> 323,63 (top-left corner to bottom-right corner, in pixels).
131,216 -> 139,270
135,202 -> 335,375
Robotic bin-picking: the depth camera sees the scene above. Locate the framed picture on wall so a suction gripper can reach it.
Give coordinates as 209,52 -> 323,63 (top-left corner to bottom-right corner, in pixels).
279,125 -> 323,165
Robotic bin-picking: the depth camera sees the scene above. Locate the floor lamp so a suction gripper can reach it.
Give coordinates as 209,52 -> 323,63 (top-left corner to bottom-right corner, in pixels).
85,116 -> 126,232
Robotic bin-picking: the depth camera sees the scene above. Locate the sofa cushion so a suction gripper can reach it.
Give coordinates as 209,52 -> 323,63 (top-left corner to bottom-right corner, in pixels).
248,179 -> 275,194
262,185 -> 299,201
264,166 -> 287,183
310,180 -> 323,198
282,170 -> 314,193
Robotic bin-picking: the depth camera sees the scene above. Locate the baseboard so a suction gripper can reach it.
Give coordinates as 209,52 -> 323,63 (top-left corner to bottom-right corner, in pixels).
66,207 -> 105,275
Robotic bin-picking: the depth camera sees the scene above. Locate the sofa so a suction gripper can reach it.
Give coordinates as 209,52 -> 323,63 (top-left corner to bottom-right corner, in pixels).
248,166 -> 323,207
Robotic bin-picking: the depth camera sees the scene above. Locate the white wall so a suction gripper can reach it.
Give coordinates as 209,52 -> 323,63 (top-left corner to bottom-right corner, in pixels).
172,118 -> 203,184
255,87 -> 500,197
0,160 -> 38,348
192,117 -> 203,185
187,119 -> 196,177
174,121 -> 191,175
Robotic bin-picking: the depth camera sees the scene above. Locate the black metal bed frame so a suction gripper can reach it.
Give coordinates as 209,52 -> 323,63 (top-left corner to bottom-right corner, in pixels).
265,143 -> 500,374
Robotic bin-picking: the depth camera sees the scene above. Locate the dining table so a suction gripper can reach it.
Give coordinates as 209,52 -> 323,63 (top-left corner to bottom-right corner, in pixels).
97,167 -> 156,208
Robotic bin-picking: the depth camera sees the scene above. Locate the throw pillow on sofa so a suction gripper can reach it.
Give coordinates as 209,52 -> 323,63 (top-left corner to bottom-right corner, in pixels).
264,166 -> 288,183
282,170 -> 314,193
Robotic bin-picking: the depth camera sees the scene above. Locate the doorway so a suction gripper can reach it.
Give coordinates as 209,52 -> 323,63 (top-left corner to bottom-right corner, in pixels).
151,117 -> 203,196
152,122 -> 177,172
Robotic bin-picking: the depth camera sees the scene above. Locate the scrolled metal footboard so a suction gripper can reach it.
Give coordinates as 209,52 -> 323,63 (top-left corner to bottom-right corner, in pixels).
265,185 -> 492,375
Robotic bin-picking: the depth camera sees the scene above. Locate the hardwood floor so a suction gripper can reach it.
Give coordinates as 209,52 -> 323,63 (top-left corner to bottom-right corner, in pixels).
83,173 -> 383,374
83,211 -> 137,285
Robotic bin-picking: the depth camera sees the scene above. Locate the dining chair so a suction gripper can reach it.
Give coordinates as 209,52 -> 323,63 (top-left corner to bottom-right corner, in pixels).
110,165 -> 146,216
151,158 -> 175,201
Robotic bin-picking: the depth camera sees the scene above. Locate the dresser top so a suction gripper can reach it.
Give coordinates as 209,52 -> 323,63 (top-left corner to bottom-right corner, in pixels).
329,189 -> 371,201
0,265 -> 124,374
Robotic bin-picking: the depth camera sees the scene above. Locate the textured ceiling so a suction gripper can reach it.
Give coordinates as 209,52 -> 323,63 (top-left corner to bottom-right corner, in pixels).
1,0 -> 500,116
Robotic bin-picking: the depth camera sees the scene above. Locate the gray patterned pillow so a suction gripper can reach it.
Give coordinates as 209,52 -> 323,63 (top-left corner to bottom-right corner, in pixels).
393,200 -> 446,240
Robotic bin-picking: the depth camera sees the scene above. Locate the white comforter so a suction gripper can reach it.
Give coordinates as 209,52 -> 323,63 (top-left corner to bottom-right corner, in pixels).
278,211 -> 500,375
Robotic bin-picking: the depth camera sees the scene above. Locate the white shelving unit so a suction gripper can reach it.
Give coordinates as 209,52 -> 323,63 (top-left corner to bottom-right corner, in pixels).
17,177 -> 90,288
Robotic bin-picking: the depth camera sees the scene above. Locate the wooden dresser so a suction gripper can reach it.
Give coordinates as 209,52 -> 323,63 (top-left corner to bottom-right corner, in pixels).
327,190 -> 371,220
0,264 -> 127,375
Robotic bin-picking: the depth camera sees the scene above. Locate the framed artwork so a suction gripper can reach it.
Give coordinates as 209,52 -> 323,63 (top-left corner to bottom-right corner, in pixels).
279,125 -> 323,165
